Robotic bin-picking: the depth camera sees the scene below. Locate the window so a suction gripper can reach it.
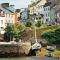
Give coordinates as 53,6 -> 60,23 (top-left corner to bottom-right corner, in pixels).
46,13 -> 47,17
48,13 -> 50,16
44,8 -> 45,11
48,7 -> 50,10
46,8 -> 47,11
46,19 -> 48,22
1,11 -> 3,15
1,27 -> 4,30
1,20 -> 3,25
59,13 -> 60,17
12,20 -> 13,23
9,14 -> 10,17
9,20 -> 10,23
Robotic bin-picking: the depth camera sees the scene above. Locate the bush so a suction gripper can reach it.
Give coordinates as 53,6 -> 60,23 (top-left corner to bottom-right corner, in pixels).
25,20 -> 32,27
4,24 -> 26,42
41,28 -> 60,44
35,21 -> 41,27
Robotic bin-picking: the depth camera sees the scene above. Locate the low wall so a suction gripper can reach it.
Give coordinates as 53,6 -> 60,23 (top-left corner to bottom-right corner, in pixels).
0,42 -> 31,57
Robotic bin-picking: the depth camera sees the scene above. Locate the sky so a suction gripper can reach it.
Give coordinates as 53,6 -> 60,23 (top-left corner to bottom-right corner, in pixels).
0,0 -> 31,9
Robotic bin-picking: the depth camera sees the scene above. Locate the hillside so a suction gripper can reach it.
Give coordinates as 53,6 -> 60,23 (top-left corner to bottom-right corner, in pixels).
21,25 -> 60,43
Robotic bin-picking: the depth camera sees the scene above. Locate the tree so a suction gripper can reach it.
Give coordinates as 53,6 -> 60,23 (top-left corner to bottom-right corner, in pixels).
25,20 -> 32,27
17,24 -> 26,31
41,28 -> 60,44
4,24 -> 26,42
13,25 -> 20,42
35,15 -> 43,27
4,24 -> 14,42
35,21 -> 41,27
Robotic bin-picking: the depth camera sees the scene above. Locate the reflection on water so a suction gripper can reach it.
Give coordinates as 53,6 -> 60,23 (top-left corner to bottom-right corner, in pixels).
0,57 -> 60,60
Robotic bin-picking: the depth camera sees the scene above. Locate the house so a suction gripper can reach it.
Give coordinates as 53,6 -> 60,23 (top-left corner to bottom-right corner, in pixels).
43,2 -> 51,25
15,9 -> 20,25
55,0 -> 60,25
0,3 -> 20,34
20,8 -> 29,23
49,0 -> 56,25
28,0 -> 46,15
0,9 -> 5,34
28,0 -> 46,24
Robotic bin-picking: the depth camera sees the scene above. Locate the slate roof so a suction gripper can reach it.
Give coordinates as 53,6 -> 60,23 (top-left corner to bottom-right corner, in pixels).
29,0 -> 41,7
0,4 -> 15,14
44,2 -> 51,7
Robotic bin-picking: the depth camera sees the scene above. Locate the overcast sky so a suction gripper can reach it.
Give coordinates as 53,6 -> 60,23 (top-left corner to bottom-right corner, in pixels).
0,0 -> 31,9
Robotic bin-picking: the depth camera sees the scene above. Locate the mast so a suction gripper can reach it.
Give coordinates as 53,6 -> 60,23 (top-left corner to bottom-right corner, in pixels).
35,18 -> 38,43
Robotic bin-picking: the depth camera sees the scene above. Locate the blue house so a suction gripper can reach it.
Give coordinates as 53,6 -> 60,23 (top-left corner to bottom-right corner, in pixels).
20,8 -> 29,23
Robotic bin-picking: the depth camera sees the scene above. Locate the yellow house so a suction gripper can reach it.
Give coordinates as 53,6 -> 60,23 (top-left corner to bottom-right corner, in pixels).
28,2 -> 37,15
28,0 -> 46,15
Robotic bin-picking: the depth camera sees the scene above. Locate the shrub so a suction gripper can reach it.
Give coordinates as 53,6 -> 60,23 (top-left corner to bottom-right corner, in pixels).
41,28 -> 60,44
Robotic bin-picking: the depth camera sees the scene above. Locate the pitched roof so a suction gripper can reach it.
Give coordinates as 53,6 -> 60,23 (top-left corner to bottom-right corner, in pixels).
44,2 -> 51,7
29,0 -> 41,7
0,4 -> 15,14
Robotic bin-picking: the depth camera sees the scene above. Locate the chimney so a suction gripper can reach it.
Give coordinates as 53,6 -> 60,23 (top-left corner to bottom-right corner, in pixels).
1,3 -> 9,7
15,9 -> 20,13
10,5 -> 14,8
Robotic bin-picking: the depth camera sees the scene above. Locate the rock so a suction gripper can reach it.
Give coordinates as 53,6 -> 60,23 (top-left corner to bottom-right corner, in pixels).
19,42 -> 31,55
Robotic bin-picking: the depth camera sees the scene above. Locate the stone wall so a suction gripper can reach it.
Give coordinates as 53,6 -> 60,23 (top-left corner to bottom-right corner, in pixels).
0,42 -> 31,57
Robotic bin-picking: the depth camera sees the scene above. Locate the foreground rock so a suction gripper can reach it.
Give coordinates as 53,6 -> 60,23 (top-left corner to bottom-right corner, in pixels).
0,42 -> 31,57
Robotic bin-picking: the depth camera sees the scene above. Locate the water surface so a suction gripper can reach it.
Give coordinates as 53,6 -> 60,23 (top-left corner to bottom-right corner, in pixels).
0,57 -> 60,60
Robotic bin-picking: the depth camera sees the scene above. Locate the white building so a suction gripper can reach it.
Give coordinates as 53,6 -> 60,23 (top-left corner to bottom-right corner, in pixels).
0,17 -> 6,34
37,5 -> 44,24
38,5 -> 44,15
0,3 -> 16,34
43,2 -> 51,25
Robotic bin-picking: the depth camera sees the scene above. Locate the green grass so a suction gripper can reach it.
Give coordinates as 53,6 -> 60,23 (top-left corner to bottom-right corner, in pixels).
53,49 -> 60,54
20,25 -> 60,42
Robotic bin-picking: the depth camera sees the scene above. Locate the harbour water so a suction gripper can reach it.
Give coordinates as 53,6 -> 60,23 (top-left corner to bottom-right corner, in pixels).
0,57 -> 60,60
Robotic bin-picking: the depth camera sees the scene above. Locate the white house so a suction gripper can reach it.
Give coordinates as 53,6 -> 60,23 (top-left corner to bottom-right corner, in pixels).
0,3 -> 16,34
0,17 -> 6,34
38,5 -> 44,15
43,2 -> 51,25
37,5 -> 44,24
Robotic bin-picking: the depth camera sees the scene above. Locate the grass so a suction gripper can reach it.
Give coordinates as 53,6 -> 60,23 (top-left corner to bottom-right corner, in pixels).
36,48 -> 60,58
20,25 -> 60,42
52,49 -> 60,58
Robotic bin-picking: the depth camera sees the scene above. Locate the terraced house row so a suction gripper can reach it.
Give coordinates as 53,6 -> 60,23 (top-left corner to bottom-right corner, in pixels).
28,0 -> 60,25
0,3 -> 20,34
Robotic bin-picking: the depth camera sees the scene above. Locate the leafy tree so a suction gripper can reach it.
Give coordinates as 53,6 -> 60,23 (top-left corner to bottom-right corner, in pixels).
25,20 -> 32,27
13,25 -> 20,42
41,28 -> 60,44
17,24 -> 26,31
35,21 -> 41,27
4,24 -> 26,42
35,15 -> 43,27
4,24 -> 14,42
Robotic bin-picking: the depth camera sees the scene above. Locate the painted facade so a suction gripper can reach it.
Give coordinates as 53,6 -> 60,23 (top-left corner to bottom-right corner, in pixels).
0,3 -> 20,34
20,8 -> 29,23
43,2 -> 51,25
50,0 -> 56,25
50,8 -> 56,25
28,0 -> 46,15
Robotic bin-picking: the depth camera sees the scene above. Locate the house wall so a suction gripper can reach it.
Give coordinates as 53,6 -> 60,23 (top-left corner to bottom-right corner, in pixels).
20,9 -> 29,23
0,17 -> 5,34
5,13 -> 15,24
44,6 -> 50,24
29,0 -> 46,15
50,8 -> 56,24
